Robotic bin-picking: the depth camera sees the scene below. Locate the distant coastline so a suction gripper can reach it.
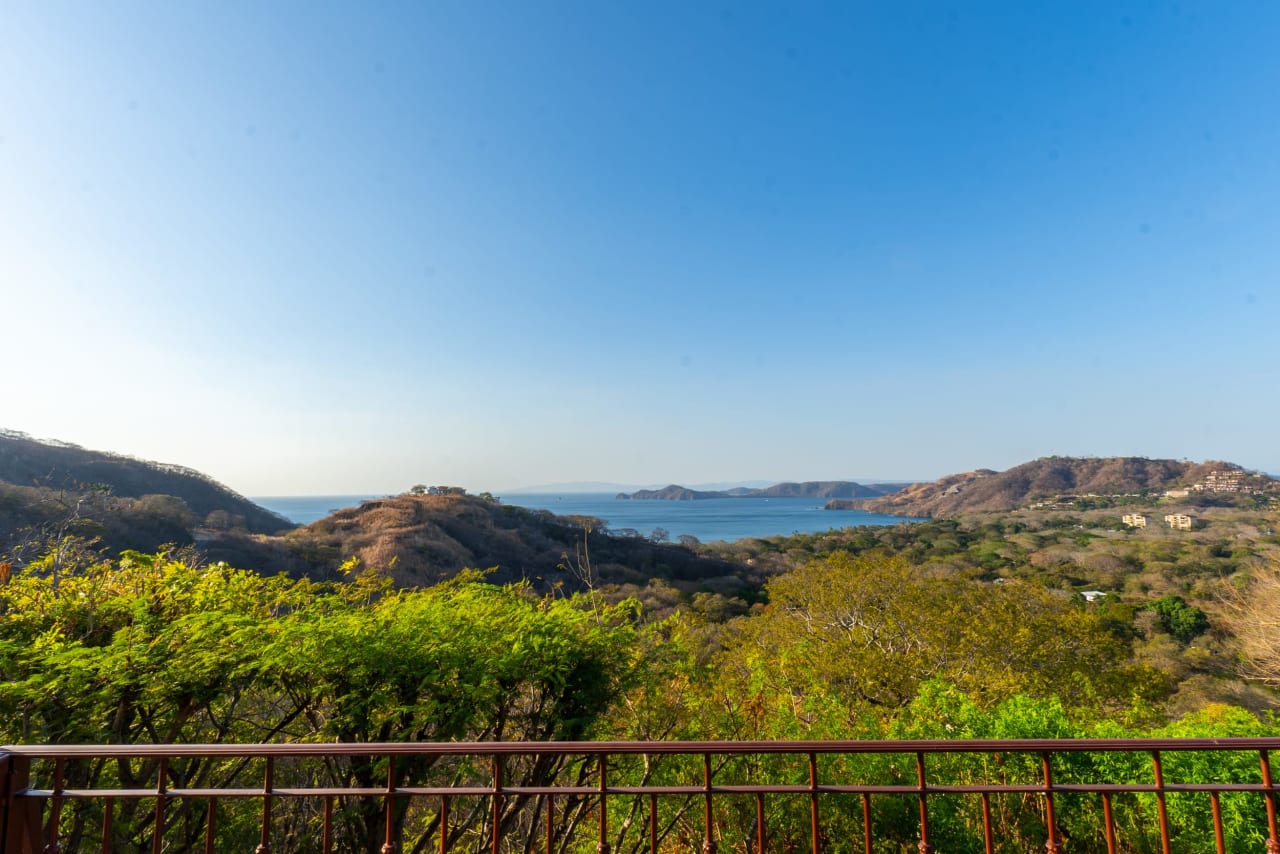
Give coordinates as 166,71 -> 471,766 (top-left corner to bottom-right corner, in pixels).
497,492 -> 917,543
616,480 -> 909,501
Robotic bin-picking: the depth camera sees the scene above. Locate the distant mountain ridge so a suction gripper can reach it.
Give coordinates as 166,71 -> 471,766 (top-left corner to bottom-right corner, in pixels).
502,480 -> 777,495
618,481 -> 907,500
830,456 -> 1275,517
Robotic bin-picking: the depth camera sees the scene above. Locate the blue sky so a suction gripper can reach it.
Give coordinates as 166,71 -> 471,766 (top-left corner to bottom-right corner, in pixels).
3,2 -> 1278,494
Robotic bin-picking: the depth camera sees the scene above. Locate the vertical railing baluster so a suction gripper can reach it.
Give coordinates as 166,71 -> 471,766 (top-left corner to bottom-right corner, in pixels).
599,753 -> 611,854
152,755 -> 167,854
322,796 -> 332,854
545,792 -> 554,854
916,752 -> 931,854
703,752 -> 715,854
256,755 -> 274,854
383,754 -> 397,854
861,792 -> 872,854
204,797 -> 216,854
1151,751 -> 1171,854
809,752 -> 820,854
101,798 -> 114,853
438,794 -> 450,854
492,754 -> 503,854
1260,749 -> 1280,854
1102,791 -> 1117,854
1209,791 -> 1225,854
2,752 -> 41,854
1042,752 -> 1060,854
755,791 -> 765,854
981,791 -> 993,854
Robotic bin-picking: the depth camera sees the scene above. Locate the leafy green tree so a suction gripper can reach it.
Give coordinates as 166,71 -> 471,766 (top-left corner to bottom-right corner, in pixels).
1147,594 -> 1210,643
1151,704 -> 1279,853
0,548 -> 641,852
721,552 -> 1163,720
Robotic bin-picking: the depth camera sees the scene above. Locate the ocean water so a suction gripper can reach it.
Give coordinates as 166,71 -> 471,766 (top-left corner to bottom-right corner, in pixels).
504,493 -> 915,542
253,495 -> 386,525
254,493 -> 916,543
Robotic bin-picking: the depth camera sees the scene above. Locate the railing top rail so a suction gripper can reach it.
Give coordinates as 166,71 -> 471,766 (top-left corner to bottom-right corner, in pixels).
5,737 -> 1280,759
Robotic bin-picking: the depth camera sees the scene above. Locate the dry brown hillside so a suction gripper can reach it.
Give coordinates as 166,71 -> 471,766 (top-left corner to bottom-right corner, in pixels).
846,457 -> 1265,517
276,493 -> 750,593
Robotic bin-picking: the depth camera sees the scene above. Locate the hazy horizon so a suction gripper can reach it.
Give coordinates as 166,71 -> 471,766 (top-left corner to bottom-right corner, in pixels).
248,478 -> 921,498
7,421 -> 1274,498
5,4 -> 1278,493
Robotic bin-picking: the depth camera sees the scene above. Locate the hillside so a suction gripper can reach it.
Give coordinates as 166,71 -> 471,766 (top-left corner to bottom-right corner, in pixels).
831,457 -> 1275,517
271,493 -> 752,595
619,480 -> 904,500
0,430 -> 294,558
0,434 -> 760,604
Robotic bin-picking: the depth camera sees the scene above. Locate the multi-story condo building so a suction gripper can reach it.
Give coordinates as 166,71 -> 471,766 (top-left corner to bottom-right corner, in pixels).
1195,469 -> 1247,493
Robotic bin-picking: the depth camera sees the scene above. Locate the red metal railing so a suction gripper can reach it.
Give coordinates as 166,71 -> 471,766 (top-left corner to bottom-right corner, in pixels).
4,738 -> 1280,853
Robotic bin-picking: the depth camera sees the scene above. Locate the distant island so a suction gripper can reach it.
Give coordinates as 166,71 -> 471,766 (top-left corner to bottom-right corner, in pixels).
617,481 -> 909,500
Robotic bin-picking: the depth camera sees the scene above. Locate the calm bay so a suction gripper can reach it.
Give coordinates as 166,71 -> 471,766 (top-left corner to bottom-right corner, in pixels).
254,493 -> 916,544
